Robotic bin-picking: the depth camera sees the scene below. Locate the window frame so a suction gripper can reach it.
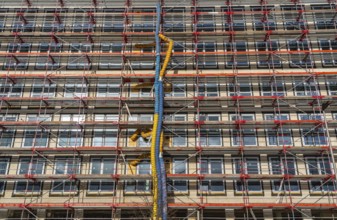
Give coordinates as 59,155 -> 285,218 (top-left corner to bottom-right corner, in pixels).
269,157 -> 300,192
14,158 -> 45,194
230,114 -> 257,146
198,157 -> 225,192
88,158 -> 116,192
233,157 -> 262,192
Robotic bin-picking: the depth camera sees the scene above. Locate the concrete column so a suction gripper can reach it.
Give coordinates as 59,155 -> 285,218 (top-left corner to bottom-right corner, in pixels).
187,208 -> 197,220
36,209 -> 46,220
301,209 -> 312,220
0,210 -> 8,219
225,209 -> 235,220
263,209 -> 274,220
273,210 -> 283,220
74,209 -> 83,220
113,208 -> 122,220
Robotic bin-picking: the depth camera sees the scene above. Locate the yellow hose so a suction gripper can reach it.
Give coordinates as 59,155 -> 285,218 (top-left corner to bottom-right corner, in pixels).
141,129 -> 153,139
130,129 -> 141,142
129,153 -> 151,167
151,114 -> 159,219
158,34 -> 174,79
151,34 -> 174,219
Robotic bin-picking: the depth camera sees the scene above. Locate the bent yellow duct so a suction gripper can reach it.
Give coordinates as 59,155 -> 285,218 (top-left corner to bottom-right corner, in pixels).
141,128 -> 153,139
129,153 -> 151,167
130,128 -> 141,142
158,34 -> 174,79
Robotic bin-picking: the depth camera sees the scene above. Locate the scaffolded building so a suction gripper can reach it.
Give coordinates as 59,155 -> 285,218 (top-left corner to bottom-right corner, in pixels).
0,0 -> 337,219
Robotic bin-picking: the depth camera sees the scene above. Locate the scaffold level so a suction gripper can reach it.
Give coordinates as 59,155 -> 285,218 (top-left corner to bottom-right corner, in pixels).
0,0 -> 337,219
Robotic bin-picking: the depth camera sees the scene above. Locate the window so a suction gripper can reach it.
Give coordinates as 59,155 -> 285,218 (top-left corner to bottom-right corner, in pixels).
224,42 -> 249,68
0,115 -> 17,148
12,9 -> 37,32
59,115 -> 84,147
261,81 -> 285,96
163,8 -> 185,32
31,83 -> 56,97
99,56 -> 123,70
233,157 -> 262,192
67,56 -> 92,70
198,114 -> 222,147
15,158 -> 44,193
222,6 -> 246,31
306,157 -> 335,192
169,42 -> 186,69
101,43 -> 123,53
42,9 -> 66,32
89,158 -> 115,192
73,9 -> 94,32
0,83 -> 23,97
281,5 -> 307,30
64,83 -> 88,97
132,8 -> 155,32
168,158 -> 188,192
228,82 -> 252,96
167,83 -> 186,97
168,115 -> 187,147
23,130 -> 49,148
231,114 -> 257,146
327,81 -> 337,95
8,43 -> 32,53
4,56 -> 29,70
93,129 -> 117,147
319,40 -> 337,67
269,157 -> 299,192
52,158 -> 80,193
265,114 -> 292,146
97,83 -> 120,97
294,80 -> 319,96
128,115 -> 153,147
130,84 -> 152,98
0,130 -> 15,148
196,42 -> 217,69
61,114 -> 85,122
39,43 -> 62,52
198,80 -> 219,97
196,7 -> 215,32
287,41 -> 313,68
102,9 -> 124,32
125,160 -> 151,192
70,43 -> 92,53
0,158 -> 9,193
256,41 -> 281,68
95,114 -> 119,121
199,158 -> 224,192
312,5 -> 336,30
299,114 -> 326,146
251,6 -> 276,31
35,55 -> 61,70
0,9 -> 8,32
58,129 -> 83,147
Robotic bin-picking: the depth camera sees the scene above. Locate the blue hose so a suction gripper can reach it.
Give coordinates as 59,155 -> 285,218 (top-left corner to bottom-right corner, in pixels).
154,3 -> 165,218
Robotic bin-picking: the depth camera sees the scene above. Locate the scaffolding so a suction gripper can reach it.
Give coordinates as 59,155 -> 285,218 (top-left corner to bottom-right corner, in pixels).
0,0 -> 337,219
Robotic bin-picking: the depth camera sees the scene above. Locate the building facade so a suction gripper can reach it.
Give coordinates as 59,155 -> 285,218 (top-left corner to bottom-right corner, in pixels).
0,0 -> 336,219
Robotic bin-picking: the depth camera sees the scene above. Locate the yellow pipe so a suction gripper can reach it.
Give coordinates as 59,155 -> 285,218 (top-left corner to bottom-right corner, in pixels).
141,129 -> 152,139
129,153 -> 151,167
151,114 -> 159,219
158,34 -> 174,79
130,128 -> 141,142
132,82 -> 153,89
